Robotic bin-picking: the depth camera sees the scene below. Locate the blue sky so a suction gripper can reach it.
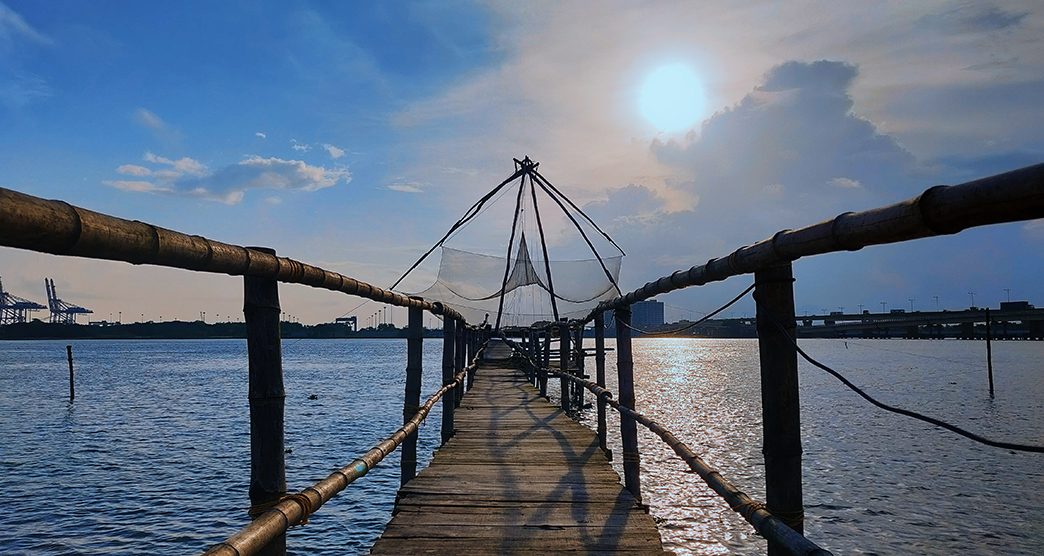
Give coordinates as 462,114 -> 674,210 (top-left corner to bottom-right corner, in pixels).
1,1 -> 1042,324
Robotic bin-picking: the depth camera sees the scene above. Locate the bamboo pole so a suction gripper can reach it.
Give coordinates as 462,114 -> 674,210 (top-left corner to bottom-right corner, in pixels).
583,163 -> 1044,322
441,317 -> 456,444
204,365 -> 473,556
558,320 -> 570,412
66,345 -> 74,402
243,248 -> 286,556
401,304 -> 423,486
594,313 -> 609,458
985,308 -> 995,398
455,320 -> 465,406
755,262 -> 804,554
541,367 -> 830,556
573,324 -> 585,409
0,187 -> 466,322
615,305 -> 641,502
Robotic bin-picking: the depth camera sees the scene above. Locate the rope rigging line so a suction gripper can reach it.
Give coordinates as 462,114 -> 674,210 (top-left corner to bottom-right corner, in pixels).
614,283 -> 756,336
389,167 -> 525,292
532,168 -> 627,256
769,320 -> 1044,453
494,176 -> 528,330
530,172 -> 623,296
528,170 -> 561,321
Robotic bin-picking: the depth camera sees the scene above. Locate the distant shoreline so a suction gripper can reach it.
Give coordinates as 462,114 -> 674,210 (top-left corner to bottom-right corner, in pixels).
0,321 -> 443,341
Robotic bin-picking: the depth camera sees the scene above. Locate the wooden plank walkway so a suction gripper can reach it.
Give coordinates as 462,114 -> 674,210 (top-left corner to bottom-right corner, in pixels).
370,340 -> 665,555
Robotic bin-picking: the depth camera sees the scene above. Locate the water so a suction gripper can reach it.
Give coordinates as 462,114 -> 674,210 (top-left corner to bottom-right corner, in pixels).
1,338 -> 1041,554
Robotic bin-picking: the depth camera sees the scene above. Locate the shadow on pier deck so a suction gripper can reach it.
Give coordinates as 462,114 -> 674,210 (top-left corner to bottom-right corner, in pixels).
370,340 -> 665,554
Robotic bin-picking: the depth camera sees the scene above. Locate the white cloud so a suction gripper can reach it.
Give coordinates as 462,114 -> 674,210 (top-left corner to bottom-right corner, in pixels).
104,180 -> 169,193
108,152 -> 350,204
116,164 -> 152,177
387,182 -> 424,193
0,2 -> 53,45
264,196 -> 283,205
290,139 -> 311,152
830,177 -> 862,189
255,132 -> 267,139
134,108 -> 167,131
322,143 -> 346,159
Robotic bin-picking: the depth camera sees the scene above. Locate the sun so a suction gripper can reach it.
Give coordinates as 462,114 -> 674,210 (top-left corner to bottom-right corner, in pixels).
639,64 -> 706,133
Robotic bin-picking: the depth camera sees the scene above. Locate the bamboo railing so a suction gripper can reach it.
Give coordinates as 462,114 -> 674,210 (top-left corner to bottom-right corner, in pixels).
0,185 -> 488,555
0,187 -> 464,321
506,162 -> 1043,555
585,163 -> 1044,319
1,162 -> 1041,555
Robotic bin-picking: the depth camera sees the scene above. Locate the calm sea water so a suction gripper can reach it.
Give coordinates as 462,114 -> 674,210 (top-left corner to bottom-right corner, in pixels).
0,338 -> 1041,554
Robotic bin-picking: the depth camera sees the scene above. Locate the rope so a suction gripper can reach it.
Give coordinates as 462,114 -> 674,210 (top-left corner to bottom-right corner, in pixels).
771,320 -> 1044,453
614,282 -> 755,336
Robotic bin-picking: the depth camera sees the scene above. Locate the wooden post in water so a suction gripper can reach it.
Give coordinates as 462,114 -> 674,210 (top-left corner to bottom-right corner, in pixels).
573,324 -> 585,409
455,320 -> 465,405
243,247 -> 286,556
594,313 -> 609,458
66,345 -> 74,402
558,320 -> 570,411
985,308 -> 995,399
754,262 -> 804,552
401,304 -> 423,486
441,316 -> 456,444
615,306 -> 641,501
539,328 -> 549,397
466,326 -> 476,390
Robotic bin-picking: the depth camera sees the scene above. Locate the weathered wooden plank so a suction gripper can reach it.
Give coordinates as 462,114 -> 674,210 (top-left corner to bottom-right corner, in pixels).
370,340 -> 665,554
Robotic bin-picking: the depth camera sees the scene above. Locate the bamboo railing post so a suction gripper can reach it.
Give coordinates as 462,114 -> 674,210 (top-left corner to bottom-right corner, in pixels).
615,305 -> 641,501
558,320 -> 570,411
466,327 -> 477,390
66,345 -> 74,402
401,303 -> 423,487
539,328 -> 549,397
986,308 -> 995,398
573,324 -> 585,409
454,319 -> 465,406
754,262 -> 804,552
594,312 -> 609,458
244,247 -> 287,556
441,316 -> 456,444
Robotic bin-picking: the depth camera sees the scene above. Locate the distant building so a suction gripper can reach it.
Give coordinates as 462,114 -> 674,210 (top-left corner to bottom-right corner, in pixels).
1000,301 -> 1033,311
603,299 -> 664,334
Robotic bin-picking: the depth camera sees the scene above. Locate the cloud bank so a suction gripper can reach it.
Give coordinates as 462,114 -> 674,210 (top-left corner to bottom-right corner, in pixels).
107,152 -> 350,204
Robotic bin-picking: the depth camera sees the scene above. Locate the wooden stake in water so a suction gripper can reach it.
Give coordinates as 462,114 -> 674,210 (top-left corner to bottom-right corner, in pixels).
986,308 -> 995,399
66,345 -> 74,402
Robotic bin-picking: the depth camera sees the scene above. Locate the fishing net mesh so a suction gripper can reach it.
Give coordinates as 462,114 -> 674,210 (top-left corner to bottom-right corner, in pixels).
413,235 -> 621,327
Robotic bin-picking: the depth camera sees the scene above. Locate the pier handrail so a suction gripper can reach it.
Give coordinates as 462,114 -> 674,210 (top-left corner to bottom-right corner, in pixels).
0,187 -> 465,321
204,355 -> 478,556
502,335 -> 832,556
585,163 -> 1044,321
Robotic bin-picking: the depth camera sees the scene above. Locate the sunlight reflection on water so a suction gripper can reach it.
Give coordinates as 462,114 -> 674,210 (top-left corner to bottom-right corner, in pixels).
0,338 -> 1041,554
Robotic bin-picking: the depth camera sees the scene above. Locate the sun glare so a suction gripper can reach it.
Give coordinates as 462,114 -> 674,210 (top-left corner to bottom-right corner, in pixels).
639,63 -> 705,133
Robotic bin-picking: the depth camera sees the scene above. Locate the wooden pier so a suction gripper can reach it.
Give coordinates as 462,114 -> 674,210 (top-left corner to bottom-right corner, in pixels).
371,340 -> 665,554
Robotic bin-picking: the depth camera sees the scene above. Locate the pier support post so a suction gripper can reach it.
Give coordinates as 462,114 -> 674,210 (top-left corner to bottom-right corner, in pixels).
559,320 -> 570,412
615,305 -> 641,502
455,320 -> 465,405
754,262 -> 804,552
466,327 -> 476,390
594,312 -> 609,458
441,316 -> 456,444
402,303 -> 423,486
573,324 -> 584,409
540,327 -> 550,397
244,247 -> 286,556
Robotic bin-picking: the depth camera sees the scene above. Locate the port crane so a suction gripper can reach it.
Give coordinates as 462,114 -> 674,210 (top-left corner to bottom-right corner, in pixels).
45,278 -> 92,324
0,276 -> 47,325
